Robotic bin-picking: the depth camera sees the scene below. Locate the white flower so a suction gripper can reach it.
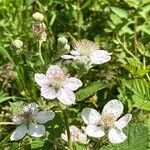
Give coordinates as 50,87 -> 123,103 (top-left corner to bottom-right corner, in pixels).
10,103 -> 55,141
81,100 -> 132,144
61,40 -> 111,66
61,125 -> 88,144
34,65 -> 82,105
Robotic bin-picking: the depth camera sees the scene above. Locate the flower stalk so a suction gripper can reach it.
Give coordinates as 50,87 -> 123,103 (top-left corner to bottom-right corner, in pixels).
39,41 -> 45,65
63,108 -> 74,150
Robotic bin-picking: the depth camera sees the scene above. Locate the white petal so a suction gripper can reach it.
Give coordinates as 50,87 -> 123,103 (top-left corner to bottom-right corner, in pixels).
10,124 -> 27,141
41,86 -> 57,99
57,88 -> 76,105
81,108 -> 101,125
102,99 -> 124,120
61,55 -> 76,59
28,123 -> 45,137
12,116 -> 22,125
70,50 -> 80,56
35,111 -> 55,124
63,77 -> 82,91
46,65 -> 64,79
90,50 -> 111,64
85,125 -> 105,138
34,73 -> 49,87
23,103 -> 39,113
61,133 -> 68,141
115,114 -> 132,129
78,132 -> 87,143
108,128 -> 127,144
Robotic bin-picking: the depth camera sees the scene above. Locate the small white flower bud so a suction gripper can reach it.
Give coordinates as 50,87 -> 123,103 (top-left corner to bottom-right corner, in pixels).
58,36 -> 68,47
11,39 -> 23,49
32,12 -> 44,22
64,44 -> 70,52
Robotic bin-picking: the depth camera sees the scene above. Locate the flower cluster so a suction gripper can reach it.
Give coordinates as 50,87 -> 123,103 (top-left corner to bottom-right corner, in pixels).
9,13 -> 132,146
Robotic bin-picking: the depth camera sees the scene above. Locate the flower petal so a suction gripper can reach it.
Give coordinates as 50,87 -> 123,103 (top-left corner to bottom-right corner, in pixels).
61,55 -> 76,59
61,133 -> 68,141
70,50 -> 80,56
57,88 -> 76,105
28,123 -> 45,137
35,111 -> 55,124
90,50 -> 111,64
85,125 -> 105,138
102,99 -> 123,120
63,77 -> 82,91
108,128 -> 127,144
46,65 -> 64,79
12,116 -> 22,125
115,114 -> 132,129
81,108 -> 101,125
34,73 -> 49,87
10,124 -> 27,141
41,86 -> 57,99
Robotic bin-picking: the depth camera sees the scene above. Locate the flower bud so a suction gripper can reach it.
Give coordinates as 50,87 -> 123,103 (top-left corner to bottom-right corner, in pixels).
32,12 -> 44,22
11,39 -> 23,49
58,36 -> 68,47
64,44 -> 70,52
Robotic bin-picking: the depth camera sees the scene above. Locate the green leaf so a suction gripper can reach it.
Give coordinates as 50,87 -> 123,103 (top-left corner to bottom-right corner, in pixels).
0,46 -> 14,64
76,80 -> 108,101
74,143 -> 87,150
111,7 -> 128,19
100,124 -> 149,150
123,79 -> 150,111
0,91 -> 12,103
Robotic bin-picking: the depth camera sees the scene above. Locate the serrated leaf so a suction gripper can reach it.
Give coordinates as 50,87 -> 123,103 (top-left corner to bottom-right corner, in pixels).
100,124 -> 149,150
76,80 -> 108,101
0,46 -> 14,64
111,7 -> 128,18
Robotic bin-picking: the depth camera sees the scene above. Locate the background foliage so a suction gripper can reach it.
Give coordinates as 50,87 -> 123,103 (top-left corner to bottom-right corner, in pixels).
0,0 -> 150,149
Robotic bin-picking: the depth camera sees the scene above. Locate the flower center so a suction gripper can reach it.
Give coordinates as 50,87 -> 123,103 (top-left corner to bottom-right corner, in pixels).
101,114 -> 115,128
50,74 -> 65,90
18,109 -> 35,125
74,40 -> 98,57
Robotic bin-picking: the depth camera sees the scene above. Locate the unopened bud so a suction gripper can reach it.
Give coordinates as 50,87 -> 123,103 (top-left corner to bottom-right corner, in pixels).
32,12 -> 44,22
58,36 -> 68,47
64,44 -> 70,52
11,39 -> 23,49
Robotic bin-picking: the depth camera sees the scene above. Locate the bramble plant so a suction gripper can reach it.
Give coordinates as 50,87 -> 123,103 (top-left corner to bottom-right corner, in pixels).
0,0 -> 149,150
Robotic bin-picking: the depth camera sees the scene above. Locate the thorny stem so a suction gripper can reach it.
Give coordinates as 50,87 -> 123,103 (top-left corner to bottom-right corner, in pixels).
63,109 -> 74,150
39,41 -> 45,65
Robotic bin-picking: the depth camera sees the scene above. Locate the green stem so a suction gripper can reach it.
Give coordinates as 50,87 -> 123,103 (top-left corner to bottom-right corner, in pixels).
63,109 -> 74,150
77,0 -> 80,40
116,36 -> 140,64
39,41 -> 45,65
0,122 -> 15,125
143,56 -> 150,82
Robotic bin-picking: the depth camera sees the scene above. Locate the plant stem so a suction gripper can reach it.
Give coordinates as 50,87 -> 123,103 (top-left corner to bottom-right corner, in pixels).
0,122 -> 15,125
39,41 -> 45,65
63,109 -> 74,150
143,56 -> 150,82
77,0 -> 80,40
116,36 -> 140,64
